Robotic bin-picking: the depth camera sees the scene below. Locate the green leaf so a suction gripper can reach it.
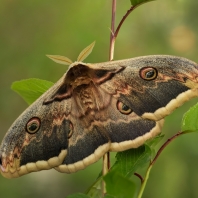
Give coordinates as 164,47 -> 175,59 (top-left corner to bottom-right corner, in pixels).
86,176 -> 103,198
182,102 -> 198,132
111,145 -> 152,178
145,134 -> 164,159
67,193 -> 90,198
145,134 -> 164,148
104,195 -> 115,198
130,0 -> 155,7
104,170 -> 136,198
11,78 -> 54,105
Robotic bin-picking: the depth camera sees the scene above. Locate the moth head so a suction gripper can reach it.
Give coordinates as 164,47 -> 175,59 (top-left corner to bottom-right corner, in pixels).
0,97 -> 69,178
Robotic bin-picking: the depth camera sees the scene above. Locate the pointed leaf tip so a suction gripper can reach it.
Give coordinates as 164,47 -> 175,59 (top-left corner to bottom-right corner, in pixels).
77,41 -> 95,62
47,55 -> 73,65
130,0 -> 155,6
11,78 -> 54,105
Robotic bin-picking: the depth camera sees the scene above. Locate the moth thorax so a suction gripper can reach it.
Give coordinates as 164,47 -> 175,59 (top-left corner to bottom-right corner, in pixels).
72,76 -> 92,88
74,83 -> 100,111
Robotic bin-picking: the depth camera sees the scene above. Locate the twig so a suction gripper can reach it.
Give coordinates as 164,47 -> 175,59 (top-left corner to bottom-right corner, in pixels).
151,131 -> 185,165
105,1 -> 156,196
102,153 -> 110,195
109,0 -> 117,61
114,5 -> 137,39
134,172 -> 144,184
102,0 -> 117,195
109,5 -> 139,61
137,131 -> 189,198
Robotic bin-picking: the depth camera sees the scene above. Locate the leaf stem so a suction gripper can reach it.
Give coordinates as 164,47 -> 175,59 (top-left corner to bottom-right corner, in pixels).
114,5 -> 137,39
102,0 -> 117,195
137,165 -> 152,198
137,131 -> 190,198
102,152 -> 110,195
134,172 -> 144,184
151,131 -> 184,165
109,3 -> 142,61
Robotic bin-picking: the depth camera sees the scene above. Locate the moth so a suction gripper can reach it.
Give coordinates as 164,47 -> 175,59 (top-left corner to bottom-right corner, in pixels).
1,43 -> 198,178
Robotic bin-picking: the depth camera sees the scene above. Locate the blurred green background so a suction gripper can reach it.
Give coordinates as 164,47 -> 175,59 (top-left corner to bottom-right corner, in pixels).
1,0 -> 198,197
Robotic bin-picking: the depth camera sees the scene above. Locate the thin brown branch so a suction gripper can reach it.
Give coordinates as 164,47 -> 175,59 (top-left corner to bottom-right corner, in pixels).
114,2 -> 150,40
137,131 -> 187,198
151,131 -> 185,166
109,0 -> 116,61
134,172 -> 144,184
109,4 -> 139,60
102,0 -> 117,195
114,5 -> 136,39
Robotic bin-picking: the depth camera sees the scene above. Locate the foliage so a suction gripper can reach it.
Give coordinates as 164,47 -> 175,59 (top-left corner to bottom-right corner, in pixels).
11,79 -> 54,105
182,102 -> 198,132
